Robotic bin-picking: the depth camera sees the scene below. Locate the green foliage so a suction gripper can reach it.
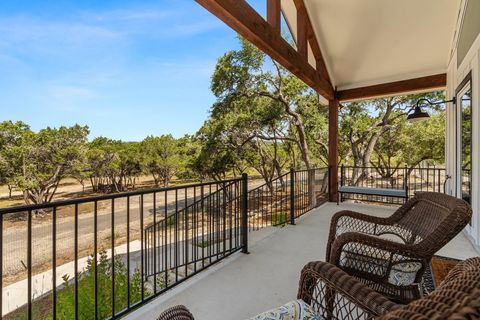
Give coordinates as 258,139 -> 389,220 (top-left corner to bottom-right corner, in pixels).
87,137 -> 142,193
54,251 -> 148,320
1,123 -> 89,206
0,121 -> 31,198
271,213 -> 287,227
197,240 -> 211,248
339,91 -> 446,180
8,251 -> 148,320
141,135 -> 181,186
199,36 -> 329,185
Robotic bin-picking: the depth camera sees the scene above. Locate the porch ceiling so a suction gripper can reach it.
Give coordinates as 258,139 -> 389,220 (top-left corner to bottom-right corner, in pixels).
283,0 -> 461,91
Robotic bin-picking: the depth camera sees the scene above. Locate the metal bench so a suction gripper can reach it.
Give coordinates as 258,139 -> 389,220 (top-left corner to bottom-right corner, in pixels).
337,186 -> 408,204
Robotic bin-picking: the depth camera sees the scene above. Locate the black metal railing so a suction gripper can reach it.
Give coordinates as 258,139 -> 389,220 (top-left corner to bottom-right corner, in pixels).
0,177 -> 247,320
339,165 -> 447,204
247,168 -> 329,231
0,168 -> 331,320
143,179 -> 245,281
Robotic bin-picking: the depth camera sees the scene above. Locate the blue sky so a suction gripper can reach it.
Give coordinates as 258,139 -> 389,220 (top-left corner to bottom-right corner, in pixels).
0,0 -> 264,141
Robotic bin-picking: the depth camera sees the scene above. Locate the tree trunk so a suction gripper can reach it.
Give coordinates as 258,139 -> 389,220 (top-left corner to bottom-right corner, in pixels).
7,184 -> 13,199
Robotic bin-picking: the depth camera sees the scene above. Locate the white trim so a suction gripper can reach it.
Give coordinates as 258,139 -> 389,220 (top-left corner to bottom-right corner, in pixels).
447,25 -> 480,245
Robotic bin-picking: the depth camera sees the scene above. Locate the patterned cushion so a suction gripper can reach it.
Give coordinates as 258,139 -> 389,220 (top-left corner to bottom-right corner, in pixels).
339,243 -> 422,286
388,262 -> 422,286
248,299 -> 322,320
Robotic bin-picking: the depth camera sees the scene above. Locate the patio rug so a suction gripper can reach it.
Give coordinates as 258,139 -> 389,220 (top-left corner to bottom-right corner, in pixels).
422,255 -> 460,295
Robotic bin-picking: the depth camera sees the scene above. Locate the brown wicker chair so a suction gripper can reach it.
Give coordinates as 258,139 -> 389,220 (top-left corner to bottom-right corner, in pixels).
326,192 -> 472,303
156,305 -> 194,320
298,257 -> 480,320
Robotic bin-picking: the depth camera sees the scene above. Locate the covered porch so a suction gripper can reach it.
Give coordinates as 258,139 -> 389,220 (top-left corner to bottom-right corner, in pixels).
125,201 -> 477,320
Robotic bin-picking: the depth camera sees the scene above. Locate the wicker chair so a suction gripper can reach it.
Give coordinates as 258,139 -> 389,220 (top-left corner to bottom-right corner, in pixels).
298,257 -> 480,319
326,192 -> 472,303
156,305 -> 194,320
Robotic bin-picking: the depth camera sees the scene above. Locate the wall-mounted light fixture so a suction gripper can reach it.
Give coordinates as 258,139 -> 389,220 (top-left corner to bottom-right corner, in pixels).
407,98 -> 456,123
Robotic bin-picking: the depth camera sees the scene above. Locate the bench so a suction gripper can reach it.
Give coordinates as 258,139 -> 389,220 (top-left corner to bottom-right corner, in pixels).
338,186 -> 408,205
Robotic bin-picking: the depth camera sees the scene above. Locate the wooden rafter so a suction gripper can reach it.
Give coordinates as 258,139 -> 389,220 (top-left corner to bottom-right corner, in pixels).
195,0 -> 334,99
296,8 -> 308,59
292,0 -> 331,84
337,74 -> 447,101
267,0 -> 281,35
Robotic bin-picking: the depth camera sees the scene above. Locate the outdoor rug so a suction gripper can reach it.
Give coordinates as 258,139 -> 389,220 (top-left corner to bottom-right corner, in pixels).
422,255 -> 461,295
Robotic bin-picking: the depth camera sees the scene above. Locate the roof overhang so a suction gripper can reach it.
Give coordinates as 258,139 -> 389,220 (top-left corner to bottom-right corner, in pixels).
197,0 -> 461,101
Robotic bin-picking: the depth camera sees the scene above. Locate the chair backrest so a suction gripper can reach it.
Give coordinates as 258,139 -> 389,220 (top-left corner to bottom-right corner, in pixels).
379,257 -> 480,319
391,192 -> 471,254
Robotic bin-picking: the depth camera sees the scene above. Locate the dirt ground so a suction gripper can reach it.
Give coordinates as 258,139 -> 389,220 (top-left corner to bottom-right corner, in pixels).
0,175 -> 164,208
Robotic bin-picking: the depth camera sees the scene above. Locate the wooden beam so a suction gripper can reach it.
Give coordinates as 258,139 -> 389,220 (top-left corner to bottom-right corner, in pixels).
292,0 -> 331,84
328,98 -> 339,202
267,0 -> 281,35
337,74 -> 447,101
195,0 -> 334,100
297,8 -> 307,59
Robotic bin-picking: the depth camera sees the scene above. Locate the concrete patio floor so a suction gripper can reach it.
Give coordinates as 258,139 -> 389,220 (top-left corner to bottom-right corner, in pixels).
125,201 -> 479,320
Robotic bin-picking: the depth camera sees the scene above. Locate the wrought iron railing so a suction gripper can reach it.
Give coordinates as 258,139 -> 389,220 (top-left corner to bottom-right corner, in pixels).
0,168 -> 329,320
143,179 -> 245,280
339,165 -> 447,204
247,168 -> 329,231
0,178 -> 247,320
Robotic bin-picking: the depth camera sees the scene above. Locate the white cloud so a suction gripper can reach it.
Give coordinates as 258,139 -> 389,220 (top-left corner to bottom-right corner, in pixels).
45,85 -> 99,112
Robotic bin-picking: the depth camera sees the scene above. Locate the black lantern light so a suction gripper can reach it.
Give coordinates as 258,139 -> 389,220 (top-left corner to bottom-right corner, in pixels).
407,98 -> 455,123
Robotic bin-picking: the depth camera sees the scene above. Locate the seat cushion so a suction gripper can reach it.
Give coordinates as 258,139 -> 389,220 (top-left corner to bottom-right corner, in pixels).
248,299 -> 322,320
339,242 -> 422,286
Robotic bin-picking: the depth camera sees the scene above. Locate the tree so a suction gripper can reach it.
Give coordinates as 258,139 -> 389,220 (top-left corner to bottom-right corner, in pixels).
0,121 -> 31,199
86,138 -> 141,193
86,137 -> 118,192
14,125 -> 89,207
340,91 -> 445,184
210,37 -> 326,171
142,135 -> 181,187
193,120 -> 239,181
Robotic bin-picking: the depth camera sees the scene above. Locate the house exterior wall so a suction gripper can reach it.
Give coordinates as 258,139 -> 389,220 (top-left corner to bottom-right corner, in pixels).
446,1 -> 480,248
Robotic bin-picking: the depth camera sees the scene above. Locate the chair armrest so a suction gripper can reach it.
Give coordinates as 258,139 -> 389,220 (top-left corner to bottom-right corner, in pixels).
298,261 -> 400,319
331,210 -> 393,231
331,232 -> 419,261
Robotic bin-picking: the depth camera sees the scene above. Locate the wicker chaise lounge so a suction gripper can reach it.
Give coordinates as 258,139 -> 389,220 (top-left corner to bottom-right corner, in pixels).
326,192 -> 472,303
157,257 -> 480,319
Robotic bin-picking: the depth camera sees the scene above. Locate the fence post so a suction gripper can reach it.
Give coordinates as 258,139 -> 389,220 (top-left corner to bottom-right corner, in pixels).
241,173 -> 249,254
340,165 -> 345,187
404,166 -> 409,200
290,168 -> 295,225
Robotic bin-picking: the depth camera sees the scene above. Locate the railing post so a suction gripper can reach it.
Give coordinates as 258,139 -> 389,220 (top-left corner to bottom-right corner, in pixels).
241,173 -> 249,254
290,168 -> 295,225
340,165 -> 345,187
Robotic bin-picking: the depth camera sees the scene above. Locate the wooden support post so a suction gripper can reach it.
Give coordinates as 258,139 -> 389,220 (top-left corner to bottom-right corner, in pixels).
328,98 -> 339,202
267,0 -> 281,35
